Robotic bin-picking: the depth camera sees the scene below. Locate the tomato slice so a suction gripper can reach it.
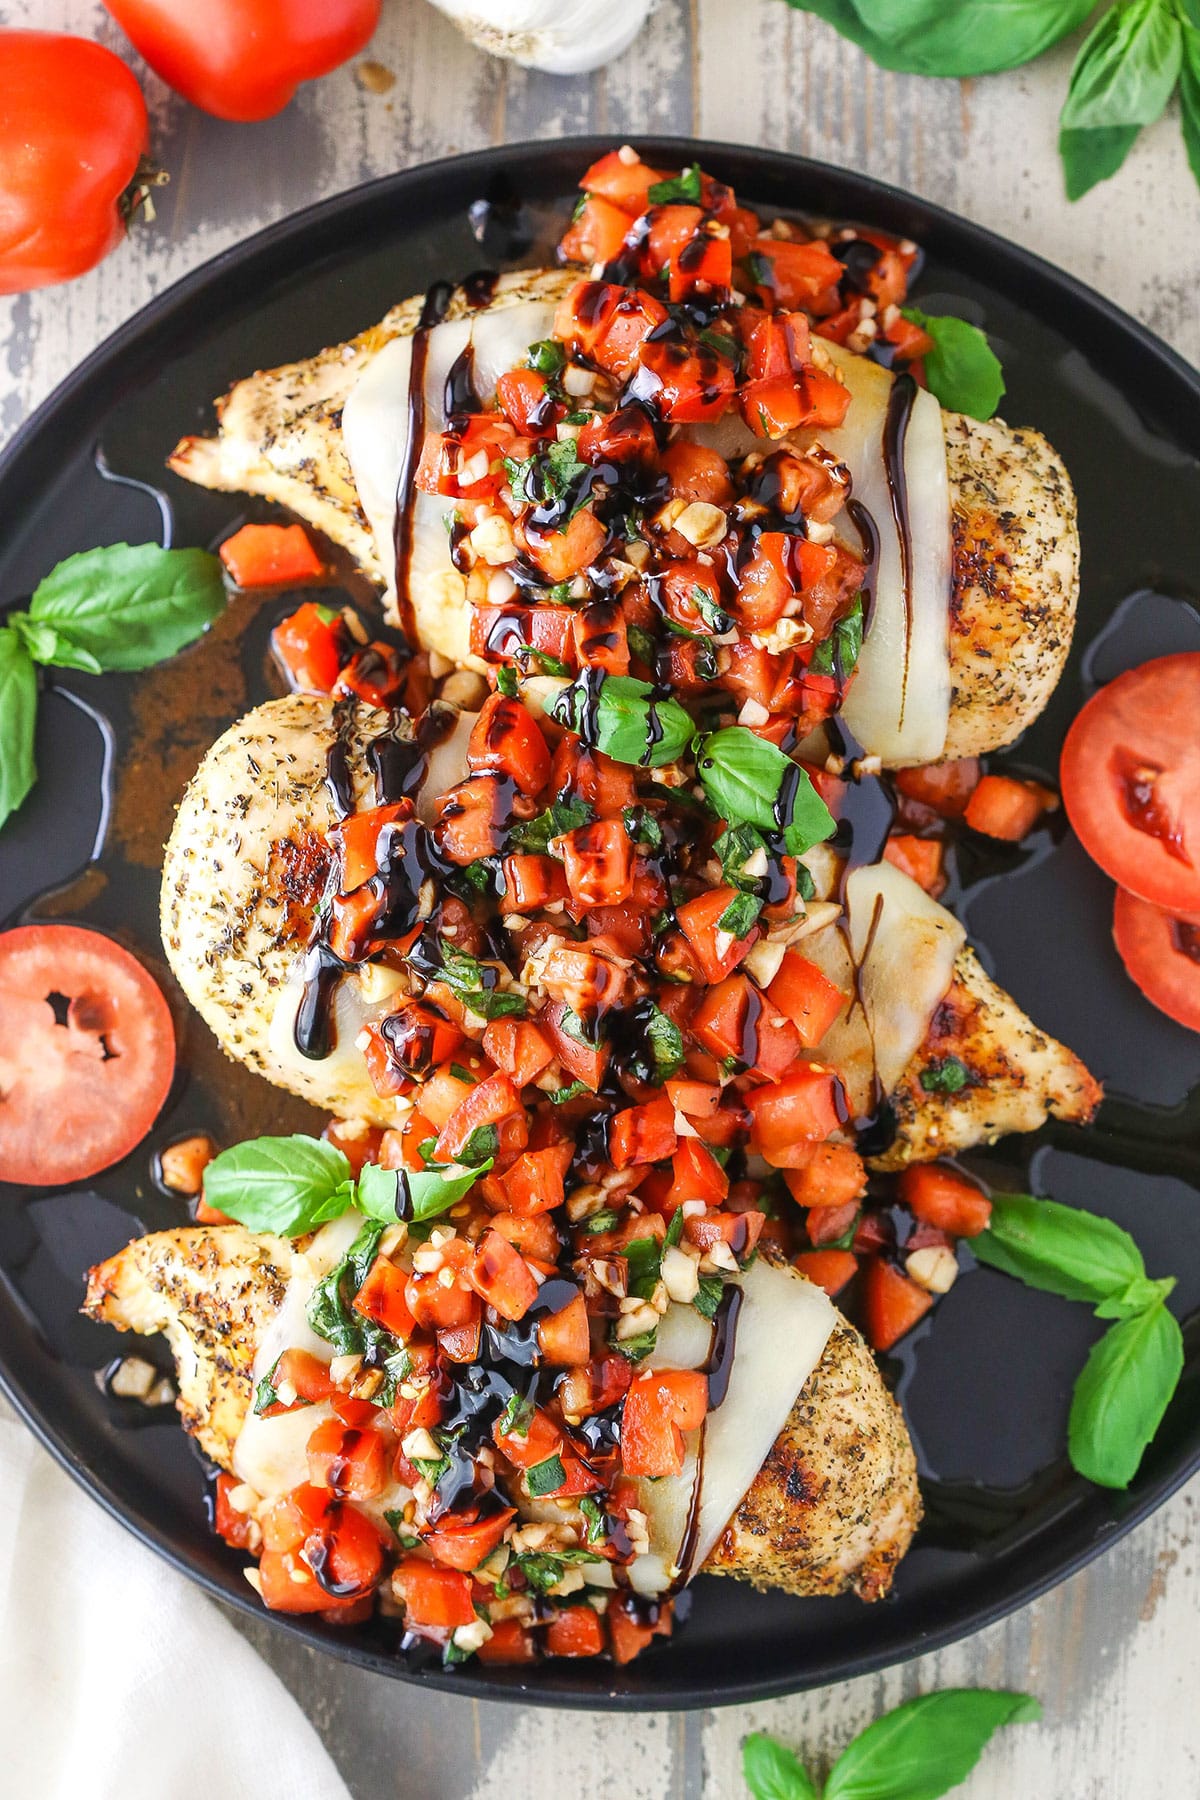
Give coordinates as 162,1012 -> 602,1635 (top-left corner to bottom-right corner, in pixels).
1061,654 -> 1200,920
1113,886 -> 1200,1033
0,925 -> 175,1185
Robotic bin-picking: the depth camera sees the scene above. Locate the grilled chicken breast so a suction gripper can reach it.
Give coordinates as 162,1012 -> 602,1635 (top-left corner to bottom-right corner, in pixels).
167,270 -> 1078,761
84,1225 -> 919,1600
161,691 -> 1099,1161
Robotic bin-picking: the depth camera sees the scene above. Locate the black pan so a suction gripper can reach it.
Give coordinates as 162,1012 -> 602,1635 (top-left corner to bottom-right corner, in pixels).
1,137 -> 1198,1709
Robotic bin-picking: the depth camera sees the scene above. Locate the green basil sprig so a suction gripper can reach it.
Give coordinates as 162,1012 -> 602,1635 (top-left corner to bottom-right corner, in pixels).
742,1689 -> 1041,1800
202,1132 -> 489,1236
783,0 -> 1200,203
897,310 -> 1005,422
0,542 -> 225,831
975,1191 -> 1184,1488
696,725 -> 836,856
549,672 -> 695,767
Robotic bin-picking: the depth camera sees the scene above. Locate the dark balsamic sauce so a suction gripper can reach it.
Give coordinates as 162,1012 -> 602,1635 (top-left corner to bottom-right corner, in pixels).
392,280 -> 454,645
881,372 -> 918,730
444,342 -> 482,419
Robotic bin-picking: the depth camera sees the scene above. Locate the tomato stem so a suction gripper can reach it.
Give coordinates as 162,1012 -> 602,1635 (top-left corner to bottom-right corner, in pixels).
120,156 -> 170,229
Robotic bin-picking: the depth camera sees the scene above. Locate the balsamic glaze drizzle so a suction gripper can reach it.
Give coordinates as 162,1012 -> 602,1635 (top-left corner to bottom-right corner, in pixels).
881,372 -> 918,731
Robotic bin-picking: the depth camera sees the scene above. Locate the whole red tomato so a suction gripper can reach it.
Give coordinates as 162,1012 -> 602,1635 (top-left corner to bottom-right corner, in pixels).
0,33 -> 149,296
103,0 -> 382,122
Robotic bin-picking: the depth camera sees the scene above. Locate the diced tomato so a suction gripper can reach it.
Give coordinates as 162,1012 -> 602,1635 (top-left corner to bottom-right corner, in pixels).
259,1485 -> 386,1613
406,1235 -> 479,1333
784,1143 -> 866,1211
804,1199 -> 860,1247
333,641 -> 407,710
621,1368 -> 709,1477
436,775 -> 510,865
271,601 -> 343,692
537,1292 -> 592,1366
608,1596 -> 673,1665
469,1228 -> 539,1321
659,441 -> 735,507
633,335 -> 735,423
554,279 -> 622,359
743,310 -> 811,380
578,406 -> 658,466
649,209 -> 733,300
471,602 -> 577,669
482,1017 -> 555,1089
733,531 -> 796,627
560,192 -> 633,265
684,1208 -> 764,1260
579,149 -> 670,212
438,1316 -> 483,1363
477,1618 -> 538,1664
434,1071 -> 528,1166
214,1472 -> 256,1549
468,693 -> 552,796
221,522 -> 325,589
884,313 -> 936,362
676,889 -> 758,984
334,802 -> 407,892
424,1505 -> 516,1574
500,1141 -> 573,1217
594,289 -> 671,380
392,1558 -> 476,1630
745,1069 -> 843,1166
894,758 -> 981,819
572,600 -> 631,675
306,1419 -> 390,1500
371,1001 -> 463,1084
495,367 -> 559,436
794,1248 -> 858,1296
539,999 -> 611,1092
897,1164 -> 993,1237
964,774 -> 1052,841
351,1253 -> 417,1341
661,1137 -> 729,1214
557,1354 -> 633,1421
497,853 -> 566,913
884,834 -> 945,894
665,1077 -> 723,1119
265,1348 -> 336,1411
555,816 -> 635,909
690,972 -> 764,1065
767,948 -> 844,1047
609,1094 -> 678,1169
546,1604 -> 606,1657
493,1404 -> 562,1471
520,507 -> 608,584
748,236 -> 843,309
327,885 -> 380,961
862,1257 -> 934,1352
551,737 -> 638,813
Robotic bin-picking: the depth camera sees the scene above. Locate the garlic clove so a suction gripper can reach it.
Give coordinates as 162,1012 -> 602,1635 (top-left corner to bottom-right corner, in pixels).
426,0 -> 654,75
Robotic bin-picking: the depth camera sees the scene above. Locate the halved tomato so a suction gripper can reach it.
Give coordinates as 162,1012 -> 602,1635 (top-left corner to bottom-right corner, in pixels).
1061,654 -> 1200,921
1113,886 -> 1200,1033
0,925 -> 175,1185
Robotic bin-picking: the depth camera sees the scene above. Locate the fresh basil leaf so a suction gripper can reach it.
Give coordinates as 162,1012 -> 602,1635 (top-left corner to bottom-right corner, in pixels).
694,1274 -> 725,1319
507,796 -> 594,854
406,1161 -> 492,1224
974,1192 -> 1147,1306
696,726 -> 835,855
1180,25 -> 1200,187
742,1731 -> 818,1800
717,889 -> 763,939
9,612 -> 104,673
1060,0 -> 1182,133
825,1689 -> 1042,1800
551,673 -> 694,767
28,543 -> 225,672
526,1453 -> 566,1497
0,627 -> 38,831
784,0 -> 1094,78
647,163 -> 703,205
899,308 -> 1005,421
1059,123 -> 1142,199
1068,1301 -> 1184,1488
1094,1273 -> 1176,1321
919,1055 -> 970,1094
202,1134 -> 353,1235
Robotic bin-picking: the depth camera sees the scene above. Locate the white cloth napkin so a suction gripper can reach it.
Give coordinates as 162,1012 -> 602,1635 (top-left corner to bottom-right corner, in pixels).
0,1406 -> 352,1800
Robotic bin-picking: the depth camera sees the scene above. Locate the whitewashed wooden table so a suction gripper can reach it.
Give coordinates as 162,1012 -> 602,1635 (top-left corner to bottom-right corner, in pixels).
3,2 -> 1199,1794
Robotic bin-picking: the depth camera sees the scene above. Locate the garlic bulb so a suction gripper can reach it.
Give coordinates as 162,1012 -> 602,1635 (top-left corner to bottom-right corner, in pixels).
427,0 -> 654,74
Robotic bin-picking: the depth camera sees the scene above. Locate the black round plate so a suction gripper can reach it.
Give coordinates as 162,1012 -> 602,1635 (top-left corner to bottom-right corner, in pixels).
1,137 -> 1198,1710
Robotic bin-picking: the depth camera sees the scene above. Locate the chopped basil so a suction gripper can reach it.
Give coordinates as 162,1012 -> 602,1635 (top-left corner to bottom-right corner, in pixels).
497,1390 -> 535,1438
546,580 -> 576,604
622,804 -> 665,850
252,1361 -> 284,1415
625,1235 -> 663,1301
450,1062 -> 478,1086
412,1453 -> 451,1487
690,583 -> 734,634
548,1078 -> 590,1105
495,664 -> 519,697
557,1004 -> 598,1047
412,935 -> 527,1021
459,1123 -> 500,1166
507,795 -> 593,855
717,889 -> 763,939
745,249 -> 773,288
550,672 -> 694,767
693,1274 -> 726,1319
306,1221 -> 389,1356
511,1549 -> 603,1593
516,643 -> 572,677
611,1326 -> 657,1362
384,1510 -> 421,1551
920,1055 -> 972,1094
696,725 -> 836,856
644,1002 -> 685,1081
579,1495 -> 607,1543
647,163 -> 703,205
664,1208 -> 685,1249
448,858 -> 494,900
504,439 -> 588,525
527,337 -> 566,376
627,622 -> 659,665
584,1208 -> 621,1234
808,594 -> 865,678
526,1453 -> 567,1497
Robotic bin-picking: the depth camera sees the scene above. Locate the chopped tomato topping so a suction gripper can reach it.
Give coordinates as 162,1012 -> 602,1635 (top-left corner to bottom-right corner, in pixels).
621,1368 -> 709,1477
862,1257 -> 934,1352
220,522 -> 325,588
897,1164 -> 993,1237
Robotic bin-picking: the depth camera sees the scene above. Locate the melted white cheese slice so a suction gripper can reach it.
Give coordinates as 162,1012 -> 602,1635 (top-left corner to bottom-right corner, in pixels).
627,1260 -> 835,1594
342,299 -> 559,666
